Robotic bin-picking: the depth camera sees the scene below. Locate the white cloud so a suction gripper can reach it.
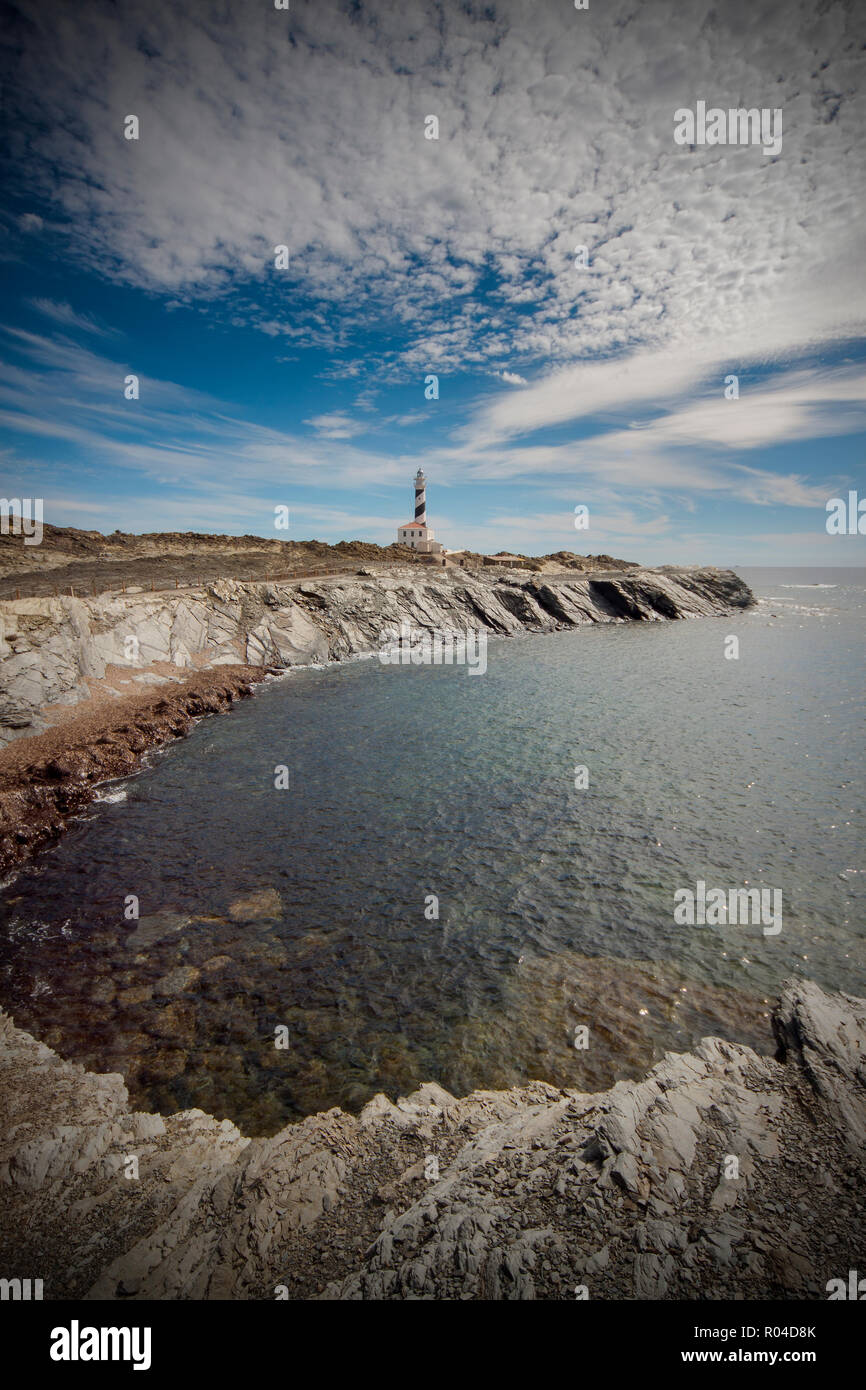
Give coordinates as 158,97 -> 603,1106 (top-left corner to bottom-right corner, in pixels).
6,0 -> 863,382
304,412 -> 367,441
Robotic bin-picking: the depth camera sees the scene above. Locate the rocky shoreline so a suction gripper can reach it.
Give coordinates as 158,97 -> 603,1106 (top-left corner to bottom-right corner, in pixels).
0,565 -> 754,875
0,667 -> 260,878
0,978 -> 862,1300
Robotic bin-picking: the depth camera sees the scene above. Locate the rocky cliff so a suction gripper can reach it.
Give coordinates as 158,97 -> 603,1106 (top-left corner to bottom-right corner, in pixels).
0,565 -> 754,742
0,978 -> 862,1300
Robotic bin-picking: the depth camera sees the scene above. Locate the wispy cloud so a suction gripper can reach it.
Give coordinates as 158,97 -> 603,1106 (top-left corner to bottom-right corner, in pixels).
304,412 -> 368,441
28,299 -> 116,338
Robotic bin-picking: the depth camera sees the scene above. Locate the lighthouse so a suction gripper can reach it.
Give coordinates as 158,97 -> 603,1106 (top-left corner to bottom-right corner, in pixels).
397,468 -> 445,553
414,468 -> 427,524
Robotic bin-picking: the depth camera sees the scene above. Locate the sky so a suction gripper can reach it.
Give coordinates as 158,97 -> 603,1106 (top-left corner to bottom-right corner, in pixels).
0,0 -> 864,566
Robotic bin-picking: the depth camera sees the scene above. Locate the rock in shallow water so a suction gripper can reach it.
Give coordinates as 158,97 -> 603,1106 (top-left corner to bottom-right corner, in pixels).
154,965 -> 201,997
228,888 -> 283,921
122,912 -> 191,951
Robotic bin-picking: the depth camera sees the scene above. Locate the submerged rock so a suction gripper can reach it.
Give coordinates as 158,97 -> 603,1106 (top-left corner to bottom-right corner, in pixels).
123,912 -> 191,951
228,888 -> 283,921
154,965 -> 202,997
201,954 -> 233,975
149,1001 -> 195,1044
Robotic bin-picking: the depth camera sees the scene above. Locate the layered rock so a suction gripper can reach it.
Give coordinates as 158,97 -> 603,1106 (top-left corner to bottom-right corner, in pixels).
0,979 -> 862,1301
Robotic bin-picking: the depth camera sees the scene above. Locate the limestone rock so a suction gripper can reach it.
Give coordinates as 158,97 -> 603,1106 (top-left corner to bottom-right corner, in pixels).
0,978 -> 862,1301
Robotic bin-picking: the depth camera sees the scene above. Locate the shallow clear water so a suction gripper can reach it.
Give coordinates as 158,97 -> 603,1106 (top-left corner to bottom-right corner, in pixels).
1,566 -> 863,1133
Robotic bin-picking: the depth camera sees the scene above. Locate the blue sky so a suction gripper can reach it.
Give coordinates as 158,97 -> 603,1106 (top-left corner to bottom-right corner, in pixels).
1,0 -> 864,565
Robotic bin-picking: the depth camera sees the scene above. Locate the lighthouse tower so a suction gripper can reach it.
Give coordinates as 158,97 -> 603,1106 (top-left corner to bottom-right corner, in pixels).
414,468 -> 427,524
397,468 -> 444,553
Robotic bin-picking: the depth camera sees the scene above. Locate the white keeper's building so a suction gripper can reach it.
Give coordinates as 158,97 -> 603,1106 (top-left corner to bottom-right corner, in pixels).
397,468 -> 445,554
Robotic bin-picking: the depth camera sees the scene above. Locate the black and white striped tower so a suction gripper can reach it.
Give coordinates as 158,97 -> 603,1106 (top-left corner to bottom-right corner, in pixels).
414,468 -> 427,524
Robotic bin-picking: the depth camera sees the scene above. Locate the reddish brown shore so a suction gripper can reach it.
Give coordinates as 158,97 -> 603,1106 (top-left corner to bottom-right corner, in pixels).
0,665 -> 263,878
